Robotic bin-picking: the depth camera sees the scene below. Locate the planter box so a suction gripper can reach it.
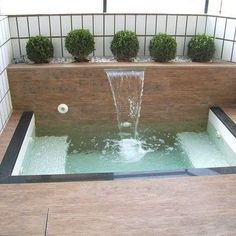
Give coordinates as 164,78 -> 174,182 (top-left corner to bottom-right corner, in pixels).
7,62 -> 236,129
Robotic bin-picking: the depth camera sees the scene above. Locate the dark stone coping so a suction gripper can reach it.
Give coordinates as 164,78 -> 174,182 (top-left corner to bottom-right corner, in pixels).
210,107 -> 236,139
1,108 -> 236,184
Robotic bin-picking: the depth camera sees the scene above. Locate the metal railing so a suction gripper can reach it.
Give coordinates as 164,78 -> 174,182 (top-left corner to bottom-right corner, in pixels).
7,13 -> 236,62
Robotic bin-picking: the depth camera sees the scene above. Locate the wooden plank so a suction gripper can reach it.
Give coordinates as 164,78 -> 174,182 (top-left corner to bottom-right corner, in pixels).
0,176 -> 235,235
0,112 -> 21,162
0,207 -> 48,236
47,206 -> 236,235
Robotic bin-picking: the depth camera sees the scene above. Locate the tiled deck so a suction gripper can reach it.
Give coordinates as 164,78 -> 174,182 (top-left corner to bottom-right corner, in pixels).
1,112 -> 236,235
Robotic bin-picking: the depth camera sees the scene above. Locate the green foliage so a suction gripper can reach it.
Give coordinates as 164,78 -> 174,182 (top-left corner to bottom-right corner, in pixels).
65,29 -> 95,62
110,31 -> 139,61
26,36 -> 53,63
187,34 -> 215,62
149,33 -> 177,62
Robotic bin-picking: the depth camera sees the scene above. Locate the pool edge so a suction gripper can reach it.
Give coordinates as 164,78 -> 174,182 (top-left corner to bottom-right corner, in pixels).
0,111 -> 33,180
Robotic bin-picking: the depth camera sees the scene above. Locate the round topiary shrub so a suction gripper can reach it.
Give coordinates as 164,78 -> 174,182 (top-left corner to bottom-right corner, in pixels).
26,35 -> 53,63
65,29 -> 95,62
110,31 -> 139,61
149,33 -> 177,62
187,34 -> 215,62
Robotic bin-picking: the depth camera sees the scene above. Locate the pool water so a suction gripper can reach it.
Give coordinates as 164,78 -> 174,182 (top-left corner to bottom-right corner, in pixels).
17,122 -> 236,175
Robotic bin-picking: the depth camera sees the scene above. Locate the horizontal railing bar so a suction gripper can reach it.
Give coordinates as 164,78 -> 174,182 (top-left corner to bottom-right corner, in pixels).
6,13 -> 236,21
7,13 -> 209,17
10,36 -> 236,43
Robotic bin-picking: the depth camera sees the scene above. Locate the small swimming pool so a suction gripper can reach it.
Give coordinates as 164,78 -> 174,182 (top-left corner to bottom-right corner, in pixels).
0,107 -> 230,182
12,117 -> 236,176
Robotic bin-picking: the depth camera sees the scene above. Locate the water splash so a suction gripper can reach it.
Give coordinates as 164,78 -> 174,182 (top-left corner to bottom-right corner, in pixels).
105,69 -> 146,162
105,69 -> 145,139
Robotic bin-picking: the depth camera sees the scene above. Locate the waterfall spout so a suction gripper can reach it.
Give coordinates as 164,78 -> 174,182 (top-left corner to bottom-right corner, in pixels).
105,69 -> 145,139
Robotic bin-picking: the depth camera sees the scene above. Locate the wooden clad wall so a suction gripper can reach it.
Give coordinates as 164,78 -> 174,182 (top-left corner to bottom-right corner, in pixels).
7,63 -> 236,128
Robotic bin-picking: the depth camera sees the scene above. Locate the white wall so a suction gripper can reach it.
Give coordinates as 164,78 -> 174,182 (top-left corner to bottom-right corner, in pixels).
1,0 -> 236,17
0,15 -> 12,134
1,0 -> 206,15
107,0 -> 206,13
208,0 -> 236,17
0,0 -> 103,14
220,0 -> 236,17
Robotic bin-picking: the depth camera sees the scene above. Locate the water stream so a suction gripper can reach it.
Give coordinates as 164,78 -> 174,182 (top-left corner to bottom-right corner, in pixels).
105,69 -> 146,162
105,69 -> 145,139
